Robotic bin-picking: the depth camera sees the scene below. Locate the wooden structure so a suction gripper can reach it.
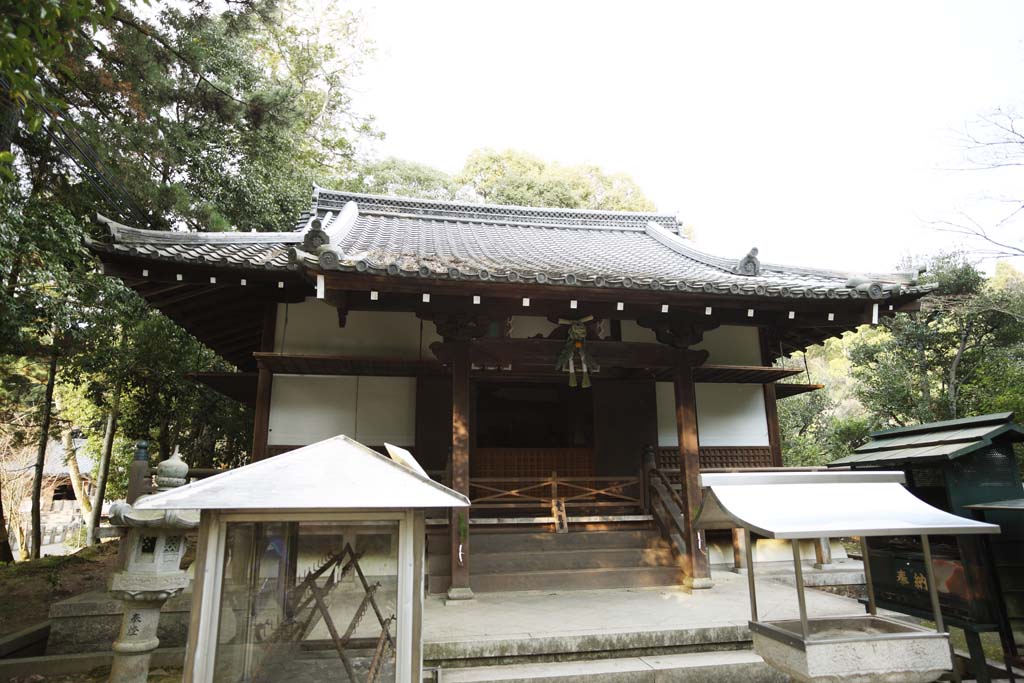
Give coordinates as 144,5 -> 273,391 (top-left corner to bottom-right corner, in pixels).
133,435 -> 469,683
89,189 -> 933,595
831,413 -> 1024,680
694,471 -> 1001,683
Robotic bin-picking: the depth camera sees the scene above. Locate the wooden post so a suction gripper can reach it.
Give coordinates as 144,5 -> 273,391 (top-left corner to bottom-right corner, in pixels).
732,528 -> 748,574
640,445 -> 656,514
759,328 -> 784,468
448,340 -> 473,600
763,384 -> 783,467
251,302 -> 277,462
813,537 -> 834,569
673,354 -> 712,588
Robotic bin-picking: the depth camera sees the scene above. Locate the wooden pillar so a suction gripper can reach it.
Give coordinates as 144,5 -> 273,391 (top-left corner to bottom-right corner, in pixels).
251,302 -> 277,462
673,355 -> 712,588
763,384 -> 783,467
447,340 -> 473,600
759,328 -> 784,468
813,537 -> 834,569
732,528 -> 748,574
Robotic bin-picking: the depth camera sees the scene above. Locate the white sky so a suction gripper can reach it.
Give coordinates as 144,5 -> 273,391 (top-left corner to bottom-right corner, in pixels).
347,1 -> 1024,273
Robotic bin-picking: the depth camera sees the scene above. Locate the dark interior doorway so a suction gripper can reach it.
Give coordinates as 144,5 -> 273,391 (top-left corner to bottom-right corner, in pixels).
475,382 -> 594,449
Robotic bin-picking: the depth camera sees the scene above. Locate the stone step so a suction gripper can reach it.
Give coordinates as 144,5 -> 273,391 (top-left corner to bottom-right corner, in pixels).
429,547 -> 677,574
425,624 -> 753,668
436,650 -> 787,683
429,566 -> 683,594
427,529 -> 665,555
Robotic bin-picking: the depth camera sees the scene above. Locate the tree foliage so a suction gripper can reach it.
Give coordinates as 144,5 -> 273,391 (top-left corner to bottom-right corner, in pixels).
345,149 -> 658,212
455,149 -> 656,211
1,0 -> 378,555
780,256 -> 1024,465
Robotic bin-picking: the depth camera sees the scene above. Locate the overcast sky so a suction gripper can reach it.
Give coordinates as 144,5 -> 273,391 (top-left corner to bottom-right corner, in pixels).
346,1 -> 1024,274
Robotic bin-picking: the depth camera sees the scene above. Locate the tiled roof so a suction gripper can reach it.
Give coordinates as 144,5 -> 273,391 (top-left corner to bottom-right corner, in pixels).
91,190 -> 933,300
829,412 -> 1024,466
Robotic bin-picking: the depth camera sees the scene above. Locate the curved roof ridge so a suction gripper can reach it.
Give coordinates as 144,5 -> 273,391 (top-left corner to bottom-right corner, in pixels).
313,188 -> 681,231
95,214 -> 303,245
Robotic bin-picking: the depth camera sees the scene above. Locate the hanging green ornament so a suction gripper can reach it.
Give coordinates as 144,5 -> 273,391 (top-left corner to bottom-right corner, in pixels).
555,315 -> 600,388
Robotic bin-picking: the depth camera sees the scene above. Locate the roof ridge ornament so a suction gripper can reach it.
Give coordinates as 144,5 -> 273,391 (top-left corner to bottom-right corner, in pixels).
735,248 -> 761,276
302,201 -> 359,251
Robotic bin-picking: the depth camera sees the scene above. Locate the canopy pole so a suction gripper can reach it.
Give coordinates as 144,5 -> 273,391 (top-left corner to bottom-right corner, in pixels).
791,539 -> 809,639
921,535 -> 959,683
920,535 -> 944,633
744,527 -> 757,622
860,536 -> 876,615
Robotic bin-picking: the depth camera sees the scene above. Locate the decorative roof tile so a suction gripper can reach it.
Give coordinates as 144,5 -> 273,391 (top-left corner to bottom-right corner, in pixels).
90,191 -> 934,300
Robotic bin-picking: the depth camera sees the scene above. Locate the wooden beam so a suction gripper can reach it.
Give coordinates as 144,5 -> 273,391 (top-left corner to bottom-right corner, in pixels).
100,254 -> 308,290
673,357 -> 711,587
251,302 -> 277,462
254,353 -> 445,377
431,338 -> 696,371
774,383 -> 825,398
322,271 -> 922,314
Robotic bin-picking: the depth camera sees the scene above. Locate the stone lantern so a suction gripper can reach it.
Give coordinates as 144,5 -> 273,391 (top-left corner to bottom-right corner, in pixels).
108,447 -> 199,683
133,435 -> 468,683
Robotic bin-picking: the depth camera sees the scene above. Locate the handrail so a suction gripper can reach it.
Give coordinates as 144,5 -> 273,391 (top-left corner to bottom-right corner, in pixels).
643,449 -> 690,560
469,474 -> 642,511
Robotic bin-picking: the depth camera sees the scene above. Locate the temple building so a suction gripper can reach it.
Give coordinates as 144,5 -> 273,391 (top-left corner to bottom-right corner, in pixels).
88,189 -> 933,596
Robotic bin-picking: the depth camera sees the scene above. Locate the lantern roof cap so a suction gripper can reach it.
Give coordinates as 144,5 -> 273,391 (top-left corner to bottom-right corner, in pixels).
133,435 -> 469,511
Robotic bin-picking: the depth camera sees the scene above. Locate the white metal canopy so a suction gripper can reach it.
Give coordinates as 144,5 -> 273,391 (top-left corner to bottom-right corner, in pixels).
693,471 -> 999,539
134,434 -> 469,511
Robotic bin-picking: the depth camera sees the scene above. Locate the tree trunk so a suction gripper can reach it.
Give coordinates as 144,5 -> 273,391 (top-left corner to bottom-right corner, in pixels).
31,353 -> 59,559
62,429 -> 92,519
86,381 -> 121,545
15,524 -> 28,561
947,320 -> 972,420
915,333 -> 932,422
0,88 -> 19,159
0,484 -> 14,562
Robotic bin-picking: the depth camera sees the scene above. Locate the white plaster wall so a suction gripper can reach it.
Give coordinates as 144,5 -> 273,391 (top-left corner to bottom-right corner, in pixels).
693,325 -> 762,365
267,374 -> 416,446
656,382 -> 769,447
275,300 -> 441,359
509,315 -> 558,339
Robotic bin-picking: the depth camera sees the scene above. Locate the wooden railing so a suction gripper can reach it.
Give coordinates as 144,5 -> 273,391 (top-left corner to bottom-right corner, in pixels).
469,473 -> 642,514
645,462 -> 690,559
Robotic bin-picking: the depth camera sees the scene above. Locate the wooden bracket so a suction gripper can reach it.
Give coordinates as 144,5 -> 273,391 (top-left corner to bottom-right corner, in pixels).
636,317 -> 719,349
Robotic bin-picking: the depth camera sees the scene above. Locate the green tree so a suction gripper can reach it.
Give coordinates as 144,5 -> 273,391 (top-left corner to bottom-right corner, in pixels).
848,254 -> 1024,427
346,157 -> 455,200
0,0 -> 117,175
455,149 -> 656,211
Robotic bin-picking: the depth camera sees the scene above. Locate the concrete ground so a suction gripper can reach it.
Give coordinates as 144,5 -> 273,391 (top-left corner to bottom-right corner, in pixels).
423,561 -> 869,646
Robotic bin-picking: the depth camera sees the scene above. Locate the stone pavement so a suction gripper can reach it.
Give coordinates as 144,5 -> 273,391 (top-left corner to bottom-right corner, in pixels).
423,563 -> 868,647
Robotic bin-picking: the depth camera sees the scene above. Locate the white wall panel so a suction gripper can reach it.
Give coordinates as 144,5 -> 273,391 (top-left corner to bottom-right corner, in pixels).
354,377 -> 417,446
694,384 -> 769,447
693,326 -> 762,365
268,374 -> 416,447
268,375 -> 357,446
275,300 -> 441,359
655,382 -> 769,447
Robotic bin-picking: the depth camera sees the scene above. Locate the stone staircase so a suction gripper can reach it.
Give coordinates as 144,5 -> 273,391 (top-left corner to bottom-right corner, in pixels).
427,526 -> 683,594
423,622 -> 785,683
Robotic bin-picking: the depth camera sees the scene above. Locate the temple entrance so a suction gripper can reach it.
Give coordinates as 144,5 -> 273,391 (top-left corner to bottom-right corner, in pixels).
472,381 -> 595,478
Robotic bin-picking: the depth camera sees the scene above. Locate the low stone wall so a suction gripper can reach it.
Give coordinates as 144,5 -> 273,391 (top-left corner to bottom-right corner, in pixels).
47,590 -> 192,655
